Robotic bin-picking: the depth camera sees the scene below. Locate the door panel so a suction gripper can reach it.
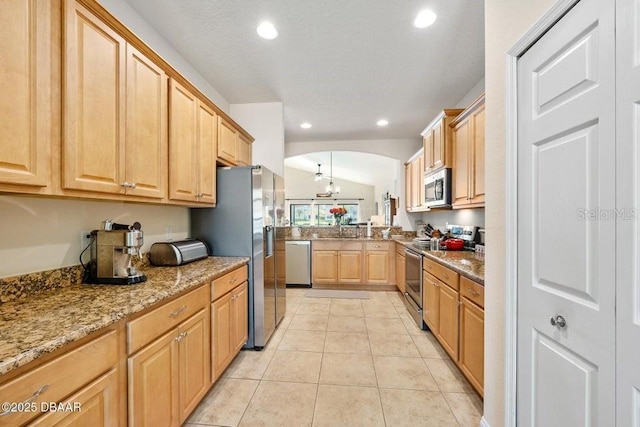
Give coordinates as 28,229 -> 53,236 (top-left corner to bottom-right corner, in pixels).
168,79 -> 197,202
616,0 -> 640,421
517,0 -> 616,425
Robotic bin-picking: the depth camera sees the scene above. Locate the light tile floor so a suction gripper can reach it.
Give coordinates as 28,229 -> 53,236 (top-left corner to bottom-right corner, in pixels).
186,289 -> 483,427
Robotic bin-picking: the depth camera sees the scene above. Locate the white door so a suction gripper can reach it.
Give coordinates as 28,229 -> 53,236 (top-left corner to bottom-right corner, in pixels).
616,0 -> 640,423
517,0 -> 616,425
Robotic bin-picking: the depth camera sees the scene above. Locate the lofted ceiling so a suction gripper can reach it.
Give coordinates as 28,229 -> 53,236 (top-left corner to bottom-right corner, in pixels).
122,0 -> 485,143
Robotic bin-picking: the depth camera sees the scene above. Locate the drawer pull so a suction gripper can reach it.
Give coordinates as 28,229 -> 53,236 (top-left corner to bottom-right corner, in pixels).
175,331 -> 188,342
169,305 -> 187,318
467,288 -> 480,297
230,277 -> 238,284
0,384 -> 49,416
443,273 -> 450,280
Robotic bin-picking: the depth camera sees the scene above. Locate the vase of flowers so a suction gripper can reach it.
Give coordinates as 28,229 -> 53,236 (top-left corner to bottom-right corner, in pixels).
329,207 -> 347,226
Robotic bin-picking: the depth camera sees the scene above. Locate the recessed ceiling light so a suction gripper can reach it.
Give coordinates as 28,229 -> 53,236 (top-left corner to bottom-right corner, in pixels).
257,22 -> 278,40
377,119 -> 389,127
413,10 -> 437,28
300,122 -> 312,129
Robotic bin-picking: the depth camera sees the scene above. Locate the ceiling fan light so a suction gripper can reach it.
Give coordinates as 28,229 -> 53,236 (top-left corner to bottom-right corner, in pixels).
414,10 -> 437,29
257,22 -> 278,40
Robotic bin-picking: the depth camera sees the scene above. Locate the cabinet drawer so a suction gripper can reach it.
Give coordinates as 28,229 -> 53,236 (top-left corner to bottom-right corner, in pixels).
364,241 -> 390,251
212,265 -> 248,301
460,276 -> 484,308
313,241 -> 362,251
128,286 -> 208,354
0,331 -> 117,426
423,258 -> 459,290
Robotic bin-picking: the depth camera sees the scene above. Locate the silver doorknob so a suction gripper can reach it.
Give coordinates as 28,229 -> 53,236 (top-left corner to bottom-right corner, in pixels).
550,315 -> 567,329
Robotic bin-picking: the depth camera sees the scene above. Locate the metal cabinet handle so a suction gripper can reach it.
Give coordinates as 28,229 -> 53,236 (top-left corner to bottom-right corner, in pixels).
467,288 -> 480,297
130,182 -> 136,189
121,182 -> 130,188
175,331 -> 188,342
443,273 -> 449,280
0,385 -> 49,416
169,305 -> 187,318
550,315 -> 567,329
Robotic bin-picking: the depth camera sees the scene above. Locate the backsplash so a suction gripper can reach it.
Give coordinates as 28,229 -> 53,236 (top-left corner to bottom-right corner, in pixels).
284,226 -> 415,239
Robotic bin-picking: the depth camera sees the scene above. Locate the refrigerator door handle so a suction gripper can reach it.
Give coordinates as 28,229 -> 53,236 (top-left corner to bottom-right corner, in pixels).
265,225 -> 274,257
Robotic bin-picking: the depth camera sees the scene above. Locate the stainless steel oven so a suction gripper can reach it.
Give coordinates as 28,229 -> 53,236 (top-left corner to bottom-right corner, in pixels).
403,246 -> 426,329
424,168 -> 452,208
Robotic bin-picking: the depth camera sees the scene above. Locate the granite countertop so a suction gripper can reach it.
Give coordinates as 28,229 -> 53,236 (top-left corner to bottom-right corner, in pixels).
286,236 -> 396,242
393,238 -> 484,284
0,256 -> 248,376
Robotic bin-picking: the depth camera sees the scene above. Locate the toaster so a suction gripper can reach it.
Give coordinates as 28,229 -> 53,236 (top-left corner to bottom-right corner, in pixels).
149,239 -> 209,266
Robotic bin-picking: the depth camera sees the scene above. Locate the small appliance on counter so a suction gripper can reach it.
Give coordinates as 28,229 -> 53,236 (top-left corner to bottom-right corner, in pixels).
84,220 -> 146,285
149,239 -> 209,266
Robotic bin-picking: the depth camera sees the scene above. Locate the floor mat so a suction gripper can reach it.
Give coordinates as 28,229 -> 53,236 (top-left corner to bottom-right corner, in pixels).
305,289 -> 370,299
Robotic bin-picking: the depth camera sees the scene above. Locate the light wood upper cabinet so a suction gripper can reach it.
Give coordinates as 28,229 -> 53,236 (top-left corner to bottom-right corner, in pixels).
451,94 -> 485,208
404,162 -> 412,210
237,133 -> 252,166
168,79 -> 216,205
125,43 -> 168,199
0,0 -> 52,189
168,79 -> 198,202
218,117 -> 237,164
422,109 -> 464,174
197,102 -> 217,204
63,0 -> 126,194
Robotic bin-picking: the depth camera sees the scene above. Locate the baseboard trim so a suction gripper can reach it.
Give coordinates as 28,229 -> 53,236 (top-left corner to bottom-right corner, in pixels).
480,416 -> 491,427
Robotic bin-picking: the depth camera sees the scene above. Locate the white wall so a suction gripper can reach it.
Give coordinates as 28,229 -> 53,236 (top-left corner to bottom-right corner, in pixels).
484,1 -> 556,426
455,77 -> 485,109
230,102 -> 285,176
97,0 -> 230,111
0,196 -> 189,278
284,167 -> 376,222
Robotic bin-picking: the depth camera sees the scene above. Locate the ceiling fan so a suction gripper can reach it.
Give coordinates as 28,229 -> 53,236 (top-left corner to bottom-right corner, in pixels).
314,163 -> 328,181
316,152 -> 340,197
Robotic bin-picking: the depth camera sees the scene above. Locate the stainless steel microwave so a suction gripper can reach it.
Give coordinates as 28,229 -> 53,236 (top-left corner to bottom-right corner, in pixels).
424,168 -> 452,208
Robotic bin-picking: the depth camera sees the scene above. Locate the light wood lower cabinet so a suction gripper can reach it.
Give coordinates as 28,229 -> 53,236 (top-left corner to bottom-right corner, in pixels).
312,241 -> 395,286
422,271 -> 440,333
211,279 -> 248,382
127,285 -> 210,426
0,330 -> 121,427
459,296 -> 484,396
437,281 -> 460,360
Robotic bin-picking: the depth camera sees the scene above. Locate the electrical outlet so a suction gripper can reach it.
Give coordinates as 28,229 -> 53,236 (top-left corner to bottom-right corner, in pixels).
80,231 -> 92,250
165,226 -> 173,240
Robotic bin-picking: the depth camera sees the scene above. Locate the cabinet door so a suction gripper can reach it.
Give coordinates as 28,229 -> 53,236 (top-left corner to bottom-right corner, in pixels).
422,272 -> 439,332
365,251 -> 389,284
237,133 -> 252,166
437,283 -> 459,360
432,120 -> 445,171
312,250 -> 337,283
30,369 -> 120,427
211,292 -> 233,382
0,0 -> 51,188
337,251 -> 362,283
470,104 -> 485,205
168,79 -> 198,202
404,163 -> 412,210
178,309 -> 210,424
452,119 -> 471,206
411,157 -> 421,208
63,1 -> 126,194
395,254 -> 406,293
459,297 -> 484,396
125,44 -> 167,199
423,133 -> 433,173
217,117 -> 237,164
128,329 -> 179,427
196,102 -> 217,204
232,282 -> 249,352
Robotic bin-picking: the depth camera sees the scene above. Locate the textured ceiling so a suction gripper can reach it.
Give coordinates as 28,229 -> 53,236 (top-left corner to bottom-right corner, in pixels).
122,0 -> 485,142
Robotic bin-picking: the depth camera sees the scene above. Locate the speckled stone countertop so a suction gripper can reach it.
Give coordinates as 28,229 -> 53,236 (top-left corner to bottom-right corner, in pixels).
393,239 -> 485,284
286,236 -> 398,242
0,257 -> 248,376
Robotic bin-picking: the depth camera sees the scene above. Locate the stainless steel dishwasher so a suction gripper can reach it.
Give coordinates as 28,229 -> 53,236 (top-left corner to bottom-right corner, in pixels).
285,241 -> 311,287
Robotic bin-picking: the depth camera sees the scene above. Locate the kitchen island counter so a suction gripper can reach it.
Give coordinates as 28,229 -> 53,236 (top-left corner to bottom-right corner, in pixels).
0,256 -> 248,376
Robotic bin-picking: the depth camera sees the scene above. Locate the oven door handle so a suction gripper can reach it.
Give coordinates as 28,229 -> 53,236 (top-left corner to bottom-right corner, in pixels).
404,292 -> 422,313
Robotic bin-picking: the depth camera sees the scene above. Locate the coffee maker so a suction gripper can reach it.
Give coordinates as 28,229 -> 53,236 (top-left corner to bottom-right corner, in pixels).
86,221 -> 147,285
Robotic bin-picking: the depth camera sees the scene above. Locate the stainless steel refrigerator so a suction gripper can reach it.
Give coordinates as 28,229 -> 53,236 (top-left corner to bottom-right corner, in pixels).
190,165 -> 286,349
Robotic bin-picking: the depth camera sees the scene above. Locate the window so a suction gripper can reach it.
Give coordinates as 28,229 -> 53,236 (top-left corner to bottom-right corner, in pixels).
290,204 -> 311,225
289,202 -> 360,226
